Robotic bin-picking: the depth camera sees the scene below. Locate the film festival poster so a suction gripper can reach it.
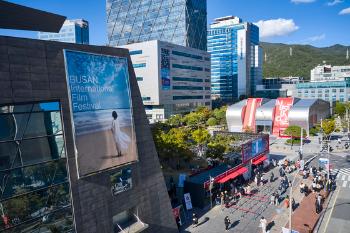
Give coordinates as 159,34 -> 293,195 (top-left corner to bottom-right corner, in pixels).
64,50 -> 138,177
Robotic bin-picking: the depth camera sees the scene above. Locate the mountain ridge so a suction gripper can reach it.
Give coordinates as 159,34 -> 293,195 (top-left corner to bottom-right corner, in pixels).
260,42 -> 350,79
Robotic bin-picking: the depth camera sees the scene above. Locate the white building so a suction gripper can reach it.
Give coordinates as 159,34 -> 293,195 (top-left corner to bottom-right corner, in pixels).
120,40 -> 211,123
38,19 -> 89,44
311,64 -> 350,82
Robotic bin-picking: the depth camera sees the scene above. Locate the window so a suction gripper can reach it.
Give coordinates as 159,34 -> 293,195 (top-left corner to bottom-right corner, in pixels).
340,89 -> 344,93
172,50 -> 202,60
325,89 -> 329,93
142,97 -> 151,101
332,89 -> 337,93
173,86 -> 203,90
205,87 -> 210,90
205,68 -> 210,72
0,101 -> 74,232
205,79 -> 210,82
129,50 -> 142,55
173,77 -> 202,82
172,64 -> 203,71
173,95 -> 203,100
133,63 -> 146,68
136,77 -> 143,81
205,95 -> 211,99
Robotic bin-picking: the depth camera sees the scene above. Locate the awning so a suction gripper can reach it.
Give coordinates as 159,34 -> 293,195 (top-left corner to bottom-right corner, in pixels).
217,167 -> 248,184
252,155 -> 268,165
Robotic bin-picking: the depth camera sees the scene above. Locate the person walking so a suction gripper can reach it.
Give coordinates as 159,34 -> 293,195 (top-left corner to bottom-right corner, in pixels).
220,192 -> 225,210
270,172 -> 275,182
224,216 -> 231,231
270,193 -> 275,205
192,213 -> 198,227
274,192 -> 280,206
260,216 -> 268,233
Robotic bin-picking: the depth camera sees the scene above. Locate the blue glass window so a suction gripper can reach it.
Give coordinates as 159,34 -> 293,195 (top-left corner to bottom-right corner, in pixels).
173,95 -> 203,100
172,86 -> 203,90
129,50 -> 142,55
133,63 -> 146,68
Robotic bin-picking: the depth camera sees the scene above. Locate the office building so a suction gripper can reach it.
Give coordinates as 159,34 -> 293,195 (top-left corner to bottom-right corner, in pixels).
255,77 -> 300,98
0,36 -> 177,233
295,78 -> 350,102
207,16 -> 262,103
121,40 -> 211,123
311,64 -> 350,82
226,97 -> 330,137
106,0 -> 207,50
38,19 -> 89,44
295,64 -> 350,103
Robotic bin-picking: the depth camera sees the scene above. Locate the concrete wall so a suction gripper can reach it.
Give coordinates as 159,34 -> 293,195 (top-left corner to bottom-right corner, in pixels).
0,36 -> 178,233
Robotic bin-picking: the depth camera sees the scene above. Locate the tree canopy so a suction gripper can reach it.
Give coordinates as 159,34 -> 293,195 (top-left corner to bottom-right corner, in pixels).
284,125 -> 307,138
321,119 -> 335,136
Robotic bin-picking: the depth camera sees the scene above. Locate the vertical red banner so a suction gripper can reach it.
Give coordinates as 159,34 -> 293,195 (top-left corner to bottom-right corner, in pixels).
272,97 -> 294,136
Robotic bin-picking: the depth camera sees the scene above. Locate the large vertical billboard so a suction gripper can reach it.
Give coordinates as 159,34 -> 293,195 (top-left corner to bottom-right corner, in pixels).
272,97 -> 294,136
64,50 -> 138,178
161,48 -> 170,90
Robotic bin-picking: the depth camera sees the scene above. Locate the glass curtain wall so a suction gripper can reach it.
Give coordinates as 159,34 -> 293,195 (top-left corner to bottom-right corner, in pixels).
0,101 -> 74,233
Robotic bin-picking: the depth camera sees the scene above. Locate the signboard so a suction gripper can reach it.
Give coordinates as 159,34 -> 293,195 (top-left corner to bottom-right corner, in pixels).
161,48 -> 170,90
184,193 -> 193,210
272,97 -> 294,136
242,135 -> 269,162
110,167 -> 132,196
64,50 -> 138,177
282,227 -> 299,233
178,174 -> 186,188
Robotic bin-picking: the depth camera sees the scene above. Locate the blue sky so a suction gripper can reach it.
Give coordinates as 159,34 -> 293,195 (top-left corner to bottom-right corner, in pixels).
1,0 -> 349,47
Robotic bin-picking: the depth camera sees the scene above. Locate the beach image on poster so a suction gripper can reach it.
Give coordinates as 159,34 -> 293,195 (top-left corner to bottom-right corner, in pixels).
64,50 -> 137,177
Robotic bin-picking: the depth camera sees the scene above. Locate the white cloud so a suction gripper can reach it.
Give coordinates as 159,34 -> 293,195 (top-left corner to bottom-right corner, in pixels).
339,7 -> 350,15
327,0 -> 343,6
254,19 -> 299,38
291,0 -> 316,3
307,33 -> 326,42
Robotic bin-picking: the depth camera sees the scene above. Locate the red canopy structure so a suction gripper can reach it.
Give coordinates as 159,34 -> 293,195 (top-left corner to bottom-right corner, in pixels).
252,155 -> 267,165
217,167 -> 248,184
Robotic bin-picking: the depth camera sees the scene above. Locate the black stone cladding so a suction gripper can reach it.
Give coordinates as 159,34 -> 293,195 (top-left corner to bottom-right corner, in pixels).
0,36 -> 178,233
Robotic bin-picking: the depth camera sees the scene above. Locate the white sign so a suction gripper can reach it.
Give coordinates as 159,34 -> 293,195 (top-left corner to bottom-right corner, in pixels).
184,193 -> 193,210
282,227 -> 299,233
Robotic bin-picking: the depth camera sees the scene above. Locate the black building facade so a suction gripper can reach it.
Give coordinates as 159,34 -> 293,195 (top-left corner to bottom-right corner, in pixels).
0,36 -> 178,233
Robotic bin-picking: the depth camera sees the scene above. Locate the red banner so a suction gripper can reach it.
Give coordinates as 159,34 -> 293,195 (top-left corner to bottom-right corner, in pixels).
172,206 -> 181,219
272,97 -> 294,136
243,98 -> 263,132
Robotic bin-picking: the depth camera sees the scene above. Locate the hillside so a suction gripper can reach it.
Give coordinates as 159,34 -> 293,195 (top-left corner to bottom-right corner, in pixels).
261,42 -> 350,79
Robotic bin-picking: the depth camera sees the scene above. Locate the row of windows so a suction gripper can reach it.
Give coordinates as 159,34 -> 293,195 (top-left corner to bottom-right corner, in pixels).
129,50 -> 142,55
173,86 -> 203,90
173,77 -> 202,82
136,77 -> 143,81
298,88 -> 346,94
133,63 -> 146,68
172,63 -> 203,71
171,50 -> 203,60
142,96 -> 151,101
173,95 -> 203,100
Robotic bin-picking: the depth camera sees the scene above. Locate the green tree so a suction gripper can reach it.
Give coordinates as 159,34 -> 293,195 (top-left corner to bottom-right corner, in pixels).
206,142 -> 225,159
183,112 -> 201,126
334,101 -> 346,117
284,125 -> 307,146
167,114 -> 183,127
191,128 -> 211,157
321,119 -> 335,136
213,105 -> 228,125
206,117 -> 218,126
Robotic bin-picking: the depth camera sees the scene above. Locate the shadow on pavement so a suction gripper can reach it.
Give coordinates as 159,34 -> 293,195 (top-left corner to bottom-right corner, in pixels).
230,220 -> 240,230
194,217 -> 209,227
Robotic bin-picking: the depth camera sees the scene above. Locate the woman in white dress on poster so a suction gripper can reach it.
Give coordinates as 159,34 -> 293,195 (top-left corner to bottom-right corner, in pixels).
111,111 -> 130,156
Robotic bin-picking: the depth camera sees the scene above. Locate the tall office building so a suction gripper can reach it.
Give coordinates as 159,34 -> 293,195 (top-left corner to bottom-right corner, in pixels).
38,19 -> 89,44
106,0 -> 207,50
207,16 -> 262,103
121,40 -> 211,123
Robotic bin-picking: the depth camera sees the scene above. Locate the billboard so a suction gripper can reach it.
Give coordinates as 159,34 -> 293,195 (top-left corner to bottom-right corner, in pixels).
110,167 -> 132,196
242,135 -> 269,162
64,50 -> 138,177
161,48 -> 170,90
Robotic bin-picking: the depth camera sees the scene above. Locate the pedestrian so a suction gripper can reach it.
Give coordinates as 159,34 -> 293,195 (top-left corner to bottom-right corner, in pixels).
315,194 -> 323,214
300,182 -> 305,193
220,192 -> 225,209
291,198 -> 296,211
192,213 -> 198,226
274,192 -> 280,206
260,216 -> 267,233
284,195 -> 290,208
270,193 -> 275,205
246,184 -> 251,196
270,172 -> 275,182
224,216 -> 231,231
303,169 -> 308,179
